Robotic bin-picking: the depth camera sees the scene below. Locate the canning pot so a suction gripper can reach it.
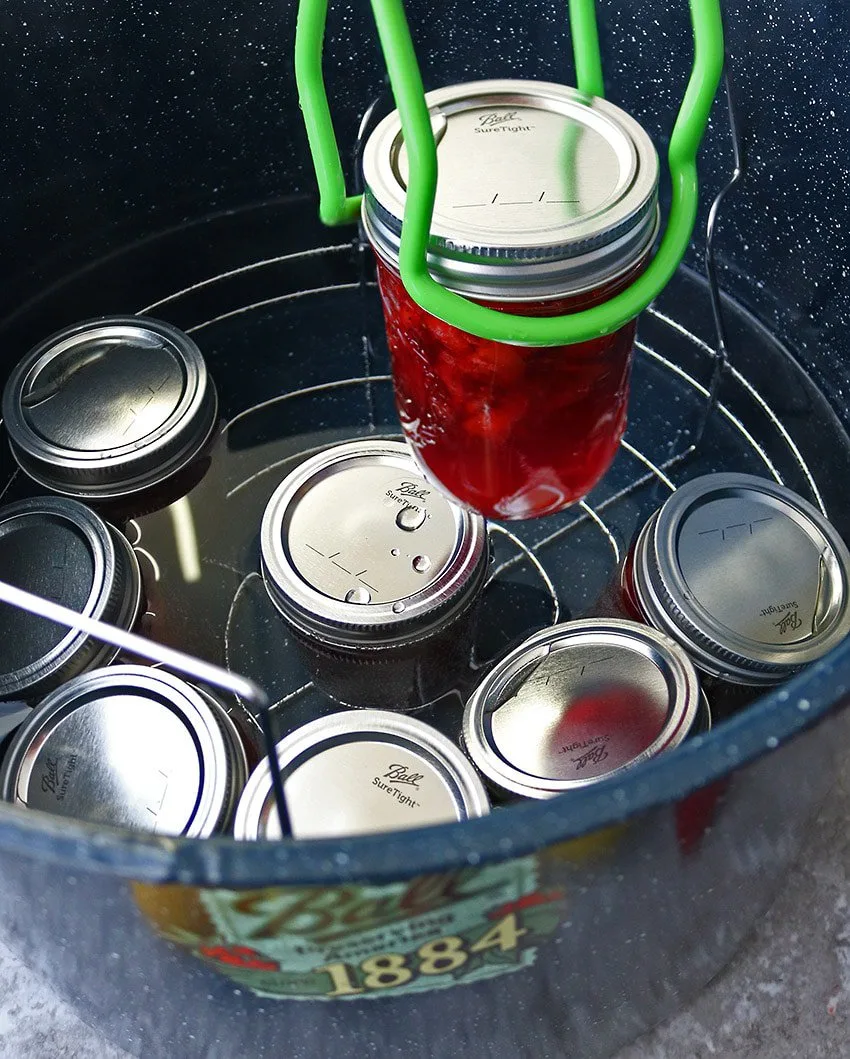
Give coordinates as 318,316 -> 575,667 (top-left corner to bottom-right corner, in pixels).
0,0 -> 848,1056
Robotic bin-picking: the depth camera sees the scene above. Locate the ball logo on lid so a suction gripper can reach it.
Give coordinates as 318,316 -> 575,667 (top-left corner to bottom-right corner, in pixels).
564,738 -> 609,771
372,763 -> 426,810
772,607 -> 804,637
384,479 -> 432,519
474,110 -> 534,133
40,755 -> 78,801
383,763 -> 424,787
393,481 -> 431,502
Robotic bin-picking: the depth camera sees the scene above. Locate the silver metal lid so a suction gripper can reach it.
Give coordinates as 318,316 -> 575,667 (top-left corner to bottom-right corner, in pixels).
0,666 -> 248,837
462,618 -> 700,799
362,79 -> 660,299
0,497 -> 142,700
233,709 -> 489,840
631,474 -> 850,684
260,439 -> 487,647
2,316 -> 218,498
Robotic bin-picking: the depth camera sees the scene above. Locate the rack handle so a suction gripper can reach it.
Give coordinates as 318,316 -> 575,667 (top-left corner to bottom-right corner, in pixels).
295,0 -> 724,346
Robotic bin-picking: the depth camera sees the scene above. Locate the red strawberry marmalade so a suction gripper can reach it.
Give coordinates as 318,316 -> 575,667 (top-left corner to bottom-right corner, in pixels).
376,253 -> 648,519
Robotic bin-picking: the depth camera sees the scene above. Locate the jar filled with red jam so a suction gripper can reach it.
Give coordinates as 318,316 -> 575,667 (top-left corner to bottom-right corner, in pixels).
259,439 -> 488,710
462,618 -> 702,800
616,474 -> 850,703
362,79 -> 660,519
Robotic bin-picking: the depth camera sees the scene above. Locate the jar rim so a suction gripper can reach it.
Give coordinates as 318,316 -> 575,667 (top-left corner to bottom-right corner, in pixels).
362,79 -> 660,298
630,474 -> 850,684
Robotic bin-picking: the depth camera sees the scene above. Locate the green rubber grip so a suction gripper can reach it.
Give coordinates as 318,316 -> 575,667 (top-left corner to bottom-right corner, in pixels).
295,0 -> 724,346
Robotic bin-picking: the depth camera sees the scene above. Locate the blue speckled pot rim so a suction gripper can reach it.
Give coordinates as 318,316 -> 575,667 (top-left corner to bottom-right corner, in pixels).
0,635 -> 844,887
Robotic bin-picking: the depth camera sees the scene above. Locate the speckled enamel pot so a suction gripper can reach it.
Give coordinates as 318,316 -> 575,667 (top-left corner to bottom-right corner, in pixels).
0,2 -> 848,1058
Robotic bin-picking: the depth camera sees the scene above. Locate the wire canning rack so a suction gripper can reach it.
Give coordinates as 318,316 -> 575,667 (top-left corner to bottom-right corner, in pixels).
0,77 -> 846,838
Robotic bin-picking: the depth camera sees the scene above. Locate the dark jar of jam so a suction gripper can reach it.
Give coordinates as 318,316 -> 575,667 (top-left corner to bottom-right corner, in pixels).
260,439 -> 488,710
614,474 -> 850,710
2,316 -> 218,520
462,618 -> 703,801
0,496 -> 144,702
362,79 -> 659,520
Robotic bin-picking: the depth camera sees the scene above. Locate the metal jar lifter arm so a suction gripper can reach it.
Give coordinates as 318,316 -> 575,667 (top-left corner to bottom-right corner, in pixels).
295,0 -> 724,346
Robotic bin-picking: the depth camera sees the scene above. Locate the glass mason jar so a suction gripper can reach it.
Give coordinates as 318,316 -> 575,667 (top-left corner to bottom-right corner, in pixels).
2,316 -> 219,520
616,474 -> 850,711
462,618 -> 702,801
0,666 -> 253,837
260,439 -> 488,709
362,79 -> 659,519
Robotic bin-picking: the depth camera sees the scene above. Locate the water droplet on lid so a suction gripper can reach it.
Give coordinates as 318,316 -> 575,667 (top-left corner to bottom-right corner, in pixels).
392,601 -> 405,614
412,555 -> 431,573
345,586 -> 371,604
391,548 -> 400,556
396,506 -> 426,531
